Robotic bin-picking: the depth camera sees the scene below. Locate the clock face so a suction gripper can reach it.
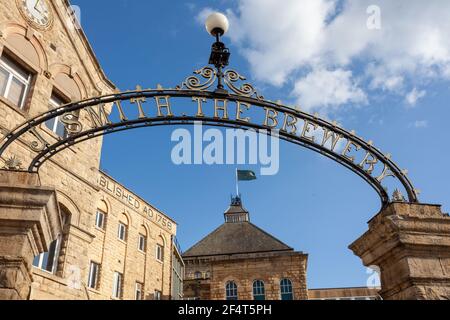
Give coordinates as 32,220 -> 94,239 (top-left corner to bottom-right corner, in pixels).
18,0 -> 53,30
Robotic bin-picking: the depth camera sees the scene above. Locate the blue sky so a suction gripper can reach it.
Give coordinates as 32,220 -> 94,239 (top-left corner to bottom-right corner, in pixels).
72,0 -> 450,289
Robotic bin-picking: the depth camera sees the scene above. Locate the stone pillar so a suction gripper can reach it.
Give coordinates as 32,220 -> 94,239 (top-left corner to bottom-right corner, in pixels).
350,202 -> 450,300
0,171 -> 62,300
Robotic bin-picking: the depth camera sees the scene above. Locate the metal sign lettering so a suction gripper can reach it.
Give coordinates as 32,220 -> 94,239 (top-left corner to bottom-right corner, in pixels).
0,67 -> 419,206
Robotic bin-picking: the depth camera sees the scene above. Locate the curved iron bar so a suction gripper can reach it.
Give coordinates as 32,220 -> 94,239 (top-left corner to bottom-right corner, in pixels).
28,118 -> 391,206
0,89 -> 418,206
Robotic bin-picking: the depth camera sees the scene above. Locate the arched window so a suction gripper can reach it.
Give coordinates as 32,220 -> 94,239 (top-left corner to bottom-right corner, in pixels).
0,52 -> 32,109
253,280 -> 265,300
280,279 -> 294,300
95,200 -> 108,230
156,236 -> 165,262
118,213 -> 129,242
138,225 -> 148,252
225,281 -> 238,300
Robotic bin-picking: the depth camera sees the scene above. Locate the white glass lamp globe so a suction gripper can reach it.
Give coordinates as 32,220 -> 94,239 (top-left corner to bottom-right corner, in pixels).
205,12 -> 229,36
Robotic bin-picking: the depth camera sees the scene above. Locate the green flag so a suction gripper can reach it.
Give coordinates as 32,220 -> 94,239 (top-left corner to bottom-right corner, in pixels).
237,170 -> 257,181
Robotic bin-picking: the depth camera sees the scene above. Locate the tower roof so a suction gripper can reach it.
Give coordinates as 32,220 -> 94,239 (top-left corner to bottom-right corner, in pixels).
183,197 -> 293,258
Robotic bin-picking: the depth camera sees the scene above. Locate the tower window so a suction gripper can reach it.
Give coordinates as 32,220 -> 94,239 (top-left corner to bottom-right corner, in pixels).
253,280 -> 266,300
280,279 -> 294,300
226,281 -> 238,300
0,54 -> 32,109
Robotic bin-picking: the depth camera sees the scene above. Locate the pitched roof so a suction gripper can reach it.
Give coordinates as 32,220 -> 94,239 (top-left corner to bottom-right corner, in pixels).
183,197 -> 293,258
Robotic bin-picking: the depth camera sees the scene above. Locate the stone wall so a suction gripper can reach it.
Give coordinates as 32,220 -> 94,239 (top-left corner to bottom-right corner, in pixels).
0,0 -> 178,300
184,252 -> 308,300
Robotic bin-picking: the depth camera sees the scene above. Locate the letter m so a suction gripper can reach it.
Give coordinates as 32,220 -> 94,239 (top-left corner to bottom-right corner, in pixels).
86,104 -> 112,128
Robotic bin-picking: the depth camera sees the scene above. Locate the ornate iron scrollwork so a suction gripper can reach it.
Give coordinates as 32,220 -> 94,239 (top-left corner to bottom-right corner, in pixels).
177,67 -> 263,100
176,66 -> 217,91
223,69 -> 264,100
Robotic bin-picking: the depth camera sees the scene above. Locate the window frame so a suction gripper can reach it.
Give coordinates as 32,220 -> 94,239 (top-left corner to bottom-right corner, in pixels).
44,91 -> 72,139
118,222 -> 127,242
112,272 -> 123,299
156,244 -> 164,262
135,282 -> 143,300
138,234 -> 147,253
280,278 -> 294,300
253,280 -> 266,301
95,210 -> 106,230
32,236 -> 62,274
87,261 -> 101,290
0,54 -> 32,110
225,281 -> 238,301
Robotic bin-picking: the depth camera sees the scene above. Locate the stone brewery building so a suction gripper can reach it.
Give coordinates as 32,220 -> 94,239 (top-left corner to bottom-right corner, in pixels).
1,0 -> 449,302
183,197 -> 309,300
0,0 -> 183,300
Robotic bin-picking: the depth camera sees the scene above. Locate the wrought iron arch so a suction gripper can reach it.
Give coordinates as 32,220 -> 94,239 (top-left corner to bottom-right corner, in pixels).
0,67 -> 419,207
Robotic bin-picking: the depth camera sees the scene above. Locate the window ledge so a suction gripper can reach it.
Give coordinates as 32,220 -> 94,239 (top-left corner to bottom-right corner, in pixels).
32,267 -> 67,286
94,226 -> 106,234
117,239 -> 128,245
0,96 -> 27,118
110,296 -> 123,301
87,287 -> 102,295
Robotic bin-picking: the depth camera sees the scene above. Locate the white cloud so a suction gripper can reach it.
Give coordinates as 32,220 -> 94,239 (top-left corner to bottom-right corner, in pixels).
410,120 -> 429,128
198,0 -> 450,113
405,88 -> 427,106
196,7 -> 215,25
292,68 -> 367,112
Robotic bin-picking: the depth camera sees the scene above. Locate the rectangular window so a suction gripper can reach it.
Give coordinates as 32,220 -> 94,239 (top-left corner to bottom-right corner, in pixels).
95,210 -> 106,230
154,290 -> 162,300
135,282 -> 143,300
0,54 -> 32,109
118,223 -> 127,242
156,244 -> 164,262
138,234 -> 147,252
87,261 -> 100,290
112,272 -> 123,299
44,92 -> 71,138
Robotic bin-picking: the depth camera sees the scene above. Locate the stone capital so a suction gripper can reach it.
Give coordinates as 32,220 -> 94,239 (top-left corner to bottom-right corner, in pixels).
350,202 -> 450,300
0,171 -> 62,299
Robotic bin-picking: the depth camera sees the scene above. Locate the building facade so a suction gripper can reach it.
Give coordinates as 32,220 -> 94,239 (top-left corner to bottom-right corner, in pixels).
183,197 -> 309,300
0,0 -> 181,300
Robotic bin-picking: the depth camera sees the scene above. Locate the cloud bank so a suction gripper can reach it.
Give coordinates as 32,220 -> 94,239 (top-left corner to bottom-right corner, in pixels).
199,0 -> 450,113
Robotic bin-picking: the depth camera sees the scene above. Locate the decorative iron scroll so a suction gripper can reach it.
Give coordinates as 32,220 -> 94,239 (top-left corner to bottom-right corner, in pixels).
176,66 -> 263,100
176,67 -> 217,91
224,70 -> 264,100
0,66 -> 420,207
